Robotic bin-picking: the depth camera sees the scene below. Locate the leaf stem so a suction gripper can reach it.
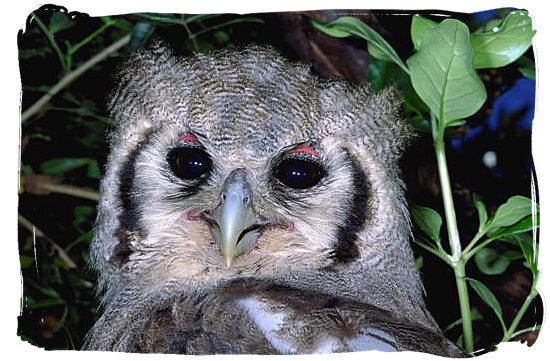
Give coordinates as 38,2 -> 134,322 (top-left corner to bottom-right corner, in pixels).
434,140 -> 462,261
180,14 -> 199,51
413,238 -> 452,264
462,231 -> 486,258
433,115 -> 474,353
464,236 -> 496,261
68,19 -> 115,67
18,214 -> 77,269
192,17 -> 264,38
40,183 -> 100,201
32,12 -> 66,71
509,324 -> 541,340
502,273 -> 539,342
454,263 -> 474,353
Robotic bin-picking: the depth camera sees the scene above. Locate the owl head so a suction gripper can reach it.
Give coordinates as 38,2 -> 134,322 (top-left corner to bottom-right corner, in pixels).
92,43 -> 429,327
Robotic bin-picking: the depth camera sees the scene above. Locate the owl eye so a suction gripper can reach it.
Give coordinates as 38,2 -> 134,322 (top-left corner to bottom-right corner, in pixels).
272,157 -> 326,189
168,147 -> 212,180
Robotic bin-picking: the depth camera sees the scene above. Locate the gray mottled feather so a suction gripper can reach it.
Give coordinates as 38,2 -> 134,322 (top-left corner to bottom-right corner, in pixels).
85,281 -> 464,356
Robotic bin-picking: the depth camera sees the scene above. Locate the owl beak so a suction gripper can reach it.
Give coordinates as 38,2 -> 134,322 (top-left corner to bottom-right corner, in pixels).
209,169 -> 260,268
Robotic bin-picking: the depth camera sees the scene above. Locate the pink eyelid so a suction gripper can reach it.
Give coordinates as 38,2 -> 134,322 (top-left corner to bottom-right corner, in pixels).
178,133 -> 199,144
286,145 -> 320,158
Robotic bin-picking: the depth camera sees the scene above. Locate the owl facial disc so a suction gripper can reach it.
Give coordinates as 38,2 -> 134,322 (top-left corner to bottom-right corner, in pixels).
206,168 -> 261,268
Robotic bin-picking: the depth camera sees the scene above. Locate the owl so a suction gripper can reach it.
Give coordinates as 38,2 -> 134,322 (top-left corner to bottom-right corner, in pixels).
83,43 -> 464,356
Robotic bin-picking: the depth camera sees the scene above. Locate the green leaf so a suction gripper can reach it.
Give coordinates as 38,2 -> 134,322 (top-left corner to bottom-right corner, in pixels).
129,22 -> 156,50
518,66 -> 536,79
410,15 -> 438,51
367,43 -> 393,62
511,233 -> 536,270
407,19 -> 487,125
367,57 -> 390,91
53,306 -> 69,333
366,58 -> 428,115
214,30 -> 230,44
517,56 -> 536,79
185,14 -> 223,23
74,205 -> 94,221
456,334 -> 463,348
29,133 -> 52,141
20,255 -> 36,269
446,119 -> 466,127
132,13 -> 182,25
484,18 -> 504,31
40,157 -> 94,176
27,279 -> 61,299
489,215 -> 538,240
20,164 -> 34,175
467,278 -> 505,330
408,115 -> 431,133
487,196 -> 535,235
312,17 -> 409,73
110,18 -> 133,32
471,10 -> 536,69
25,298 -> 65,309
189,38 -> 216,52
411,205 -> 442,242
312,19 -> 353,38
87,160 -> 101,179
19,48 -> 51,59
48,12 -> 75,34
74,205 -> 95,234
473,195 -> 488,232
22,85 -> 51,93
501,250 -> 524,261
415,255 -> 424,270
474,248 -> 512,275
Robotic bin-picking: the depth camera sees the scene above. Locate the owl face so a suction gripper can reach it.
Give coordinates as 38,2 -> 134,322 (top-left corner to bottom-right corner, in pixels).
123,119 -> 364,286
95,45 -> 412,300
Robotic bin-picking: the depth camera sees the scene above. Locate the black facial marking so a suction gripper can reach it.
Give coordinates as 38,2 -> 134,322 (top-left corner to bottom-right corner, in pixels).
331,149 -> 371,264
113,129 -> 156,266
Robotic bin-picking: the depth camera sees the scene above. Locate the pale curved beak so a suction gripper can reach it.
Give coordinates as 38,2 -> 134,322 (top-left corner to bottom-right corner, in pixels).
208,168 -> 260,268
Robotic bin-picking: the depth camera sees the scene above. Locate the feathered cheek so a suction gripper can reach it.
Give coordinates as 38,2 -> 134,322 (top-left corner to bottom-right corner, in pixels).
252,222 -> 295,251
255,223 -> 330,258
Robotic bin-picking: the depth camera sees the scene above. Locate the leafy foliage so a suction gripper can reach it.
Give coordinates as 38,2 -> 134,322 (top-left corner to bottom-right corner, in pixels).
314,8 -> 539,355
470,11 -> 536,69
312,16 -> 409,73
408,19 -> 487,126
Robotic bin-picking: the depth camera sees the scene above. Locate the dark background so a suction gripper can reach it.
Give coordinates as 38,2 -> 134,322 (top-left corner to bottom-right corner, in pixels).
17,4 -> 541,352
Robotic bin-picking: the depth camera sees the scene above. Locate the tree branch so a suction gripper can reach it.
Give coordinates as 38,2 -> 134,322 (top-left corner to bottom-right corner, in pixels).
20,174 -> 100,201
21,34 -> 131,123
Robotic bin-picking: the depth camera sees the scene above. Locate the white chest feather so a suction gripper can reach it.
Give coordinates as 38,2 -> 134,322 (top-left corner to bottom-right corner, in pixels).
236,297 -> 397,354
236,297 -> 297,354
